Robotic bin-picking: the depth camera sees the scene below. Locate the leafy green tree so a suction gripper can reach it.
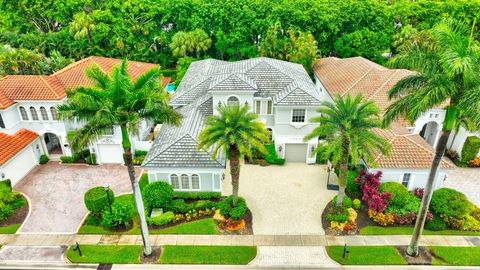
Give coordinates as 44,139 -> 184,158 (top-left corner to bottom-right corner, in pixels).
286,30 -> 320,74
383,19 -> 480,257
305,94 -> 390,206
198,104 -> 270,206
334,28 -> 390,61
169,29 -> 211,58
259,21 -> 289,60
69,11 -> 96,43
58,60 -> 181,256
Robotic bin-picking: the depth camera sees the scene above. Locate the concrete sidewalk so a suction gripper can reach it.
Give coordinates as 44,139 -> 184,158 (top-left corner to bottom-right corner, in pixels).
0,234 -> 479,247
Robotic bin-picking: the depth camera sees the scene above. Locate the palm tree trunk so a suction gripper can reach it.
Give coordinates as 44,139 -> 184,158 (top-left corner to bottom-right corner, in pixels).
121,126 -> 152,256
337,138 -> 350,206
406,130 -> 450,257
229,144 -> 240,207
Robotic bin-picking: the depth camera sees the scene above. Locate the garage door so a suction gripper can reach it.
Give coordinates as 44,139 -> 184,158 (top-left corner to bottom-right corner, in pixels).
98,144 -> 124,164
3,146 -> 37,186
285,143 -> 308,162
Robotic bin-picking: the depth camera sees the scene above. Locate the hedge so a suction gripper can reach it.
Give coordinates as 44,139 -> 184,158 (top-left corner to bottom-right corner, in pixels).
84,187 -> 115,214
462,136 -> 480,162
173,191 -> 221,200
147,211 -> 174,226
430,188 -> 474,219
143,181 -> 174,209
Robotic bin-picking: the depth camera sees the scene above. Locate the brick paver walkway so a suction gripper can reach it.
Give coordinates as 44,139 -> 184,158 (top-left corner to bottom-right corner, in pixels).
0,234 -> 478,247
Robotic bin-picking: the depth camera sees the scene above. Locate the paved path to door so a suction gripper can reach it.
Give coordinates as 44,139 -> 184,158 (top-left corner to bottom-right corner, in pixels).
223,163 -> 336,235
14,162 -> 138,234
445,168 -> 480,206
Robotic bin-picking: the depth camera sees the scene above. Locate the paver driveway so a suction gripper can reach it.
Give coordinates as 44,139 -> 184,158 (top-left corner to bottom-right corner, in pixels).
445,167 -> 480,206
222,162 -> 336,235
14,162 -> 138,234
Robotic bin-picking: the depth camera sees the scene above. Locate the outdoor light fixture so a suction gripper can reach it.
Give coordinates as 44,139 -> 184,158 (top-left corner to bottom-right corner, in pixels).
278,145 -> 282,152
104,184 -> 113,214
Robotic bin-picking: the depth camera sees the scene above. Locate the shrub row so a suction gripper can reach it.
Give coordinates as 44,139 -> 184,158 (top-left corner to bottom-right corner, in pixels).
147,211 -> 174,226
173,191 -> 221,200
166,199 -> 217,214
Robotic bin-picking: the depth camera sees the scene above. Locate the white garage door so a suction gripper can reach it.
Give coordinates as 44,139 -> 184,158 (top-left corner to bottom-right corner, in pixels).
285,143 -> 308,163
3,146 -> 37,186
98,144 -> 124,164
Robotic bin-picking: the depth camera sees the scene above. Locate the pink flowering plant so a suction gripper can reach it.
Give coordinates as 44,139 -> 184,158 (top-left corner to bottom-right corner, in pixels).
356,170 -> 391,212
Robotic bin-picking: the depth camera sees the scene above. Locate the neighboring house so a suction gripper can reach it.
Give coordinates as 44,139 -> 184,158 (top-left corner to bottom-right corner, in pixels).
142,57 -> 323,192
0,56 -> 170,165
313,57 -> 454,190
0,129 -> 43,186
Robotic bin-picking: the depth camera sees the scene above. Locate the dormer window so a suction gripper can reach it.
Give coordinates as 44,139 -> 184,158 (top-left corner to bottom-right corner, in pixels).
227,96 -> 239,106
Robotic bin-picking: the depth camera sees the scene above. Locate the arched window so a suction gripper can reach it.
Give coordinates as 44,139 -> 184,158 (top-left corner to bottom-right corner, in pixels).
181,174 -> 190,189
30,107 -> 39,121
170,174 -> 180,189
19,106 -> 28,121
50,107 -> 58,120
40,107 -> 49,120
191,174 -> 200,190
227,96 -> 239,106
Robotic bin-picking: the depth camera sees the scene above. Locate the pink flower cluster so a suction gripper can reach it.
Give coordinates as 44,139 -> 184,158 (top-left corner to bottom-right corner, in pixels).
356,170 -> 391,212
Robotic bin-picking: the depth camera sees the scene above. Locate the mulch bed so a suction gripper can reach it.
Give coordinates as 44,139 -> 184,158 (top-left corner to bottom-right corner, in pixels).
141,246 -> 161,264
396,246 -> 433,265
217,209 -> 253,235
0,198 -> 29,228
322,201 -> 358,236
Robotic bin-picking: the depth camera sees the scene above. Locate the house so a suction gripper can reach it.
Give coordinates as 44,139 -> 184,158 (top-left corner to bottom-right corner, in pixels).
313,56 -> 455,190
0,129 -> 42,186
142,57 -> 323,191
0,56 -> 170,168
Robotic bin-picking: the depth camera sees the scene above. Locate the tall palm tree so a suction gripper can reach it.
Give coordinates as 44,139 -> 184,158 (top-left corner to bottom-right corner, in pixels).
69,12 -> 96,43
383,19 -> 480,257
58,60 -> 181,256
305,94 -> 390,206
197,104 -> 270,206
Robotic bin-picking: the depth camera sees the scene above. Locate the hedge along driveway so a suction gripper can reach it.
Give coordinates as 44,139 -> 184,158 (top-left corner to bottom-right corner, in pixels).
14,162 -> 139,234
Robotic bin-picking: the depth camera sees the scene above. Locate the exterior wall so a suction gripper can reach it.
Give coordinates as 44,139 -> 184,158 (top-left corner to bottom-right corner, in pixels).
447,127 -> 480,159
0,105 -> 21,129
314,77 -> 335,104
147,167 -> 224,192
0,138 -> 43,186
211,92 -> 255,115
411,109 -> 445,148
369,167 -> 450,191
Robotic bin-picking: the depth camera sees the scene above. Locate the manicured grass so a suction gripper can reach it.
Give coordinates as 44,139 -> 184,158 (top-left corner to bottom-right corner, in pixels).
360,226 -> 480,236
430,246 -> 480,266
326,246 -> 407,265
151,218 -> 218,235
66,245 -> 141,264
0,224 -> 21,234
159,245 -> 257,264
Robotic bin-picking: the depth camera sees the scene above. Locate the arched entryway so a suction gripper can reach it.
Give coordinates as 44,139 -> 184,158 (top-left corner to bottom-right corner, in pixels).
43,133 -> 63,155
420,121 -> 439,147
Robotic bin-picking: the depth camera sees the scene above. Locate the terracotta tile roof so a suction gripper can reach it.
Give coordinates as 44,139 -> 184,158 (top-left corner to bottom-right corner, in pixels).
0,56 -> 163,109
0,129 -> 38,165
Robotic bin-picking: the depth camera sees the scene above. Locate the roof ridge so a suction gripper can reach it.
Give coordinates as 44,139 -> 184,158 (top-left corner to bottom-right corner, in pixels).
186,133 -> 225,167
51,56 -> 94,76
142,134 -> 190,166
342,66 -> 375,97
39,76 -> 61,99
367,70 -> 399,101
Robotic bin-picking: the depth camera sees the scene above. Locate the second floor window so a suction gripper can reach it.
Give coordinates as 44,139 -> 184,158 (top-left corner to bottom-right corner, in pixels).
50,107 -> 58,120
19,106 -> 28,121
227,96 -> 239,107
292,109 -> 306,123
267,100 -> 272,114
30,107 -> 39,121
40,107 -> 49,120
255,100 -> 261,114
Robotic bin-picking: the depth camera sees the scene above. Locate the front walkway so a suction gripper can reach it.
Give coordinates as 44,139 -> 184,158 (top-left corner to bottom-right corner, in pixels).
445,167 -> 480,206
14,162 -> 138,234
222,162 -> 336,235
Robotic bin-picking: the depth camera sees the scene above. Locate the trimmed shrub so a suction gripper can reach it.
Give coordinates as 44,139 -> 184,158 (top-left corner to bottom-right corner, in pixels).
39,154 -> 49,164
346,170 -> 361,198
471,208 -> 480,221
173,191 -> 221,200
60,155 -> 78,163
134,150 -> 148,156
84,187 -> 115,214
430,188 -> 474,219
462,215 -> 480,232
379,182 -> 420,215
0,179 -> 12,191
86,153 -> 97,165
0,180 -> 25,221
332,195 -> 353,208
143,181 -> 174,209
264,144 -> 285,165
166,199 -> 218,214
461,136 -> 480,162
352,199 -> 361,210
218,195 -> 247,220
147,211 -> 174,226
425,215 -> 447,231
101,200 -> 133,229
325,205 -> 349,223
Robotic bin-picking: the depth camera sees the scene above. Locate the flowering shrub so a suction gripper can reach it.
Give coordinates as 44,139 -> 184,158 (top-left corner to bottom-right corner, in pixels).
413,188 -> 424,199
368,209 -> 394,226
441,214 -> 465,229
393,211 -> 416,225
461,215 -> 480,231
468,157 -> 480,167
356,170 -> 391,212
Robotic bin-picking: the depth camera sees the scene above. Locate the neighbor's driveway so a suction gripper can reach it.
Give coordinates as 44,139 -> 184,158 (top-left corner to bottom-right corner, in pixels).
444,167 -> 480,206
223,162 -> 336,235
14,162 -> 138,234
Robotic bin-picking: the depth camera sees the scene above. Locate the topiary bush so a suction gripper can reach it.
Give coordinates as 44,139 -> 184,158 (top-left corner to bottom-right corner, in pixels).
352,199 -> 361,210
143,181 -> 174,209
332,195 -> 353,208
84,187 -> 115,214
425,215 -> 447,231
379,182 -> 420,215
147,211 -> 174,226
430,188 -> 475,219
101,200 -> 133,229
218,195 -> 247,220
461,136 -> 480,162
39,154 -> 49,164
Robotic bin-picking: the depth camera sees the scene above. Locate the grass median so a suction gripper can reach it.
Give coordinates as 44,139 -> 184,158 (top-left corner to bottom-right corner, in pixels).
326,246 -> 407,265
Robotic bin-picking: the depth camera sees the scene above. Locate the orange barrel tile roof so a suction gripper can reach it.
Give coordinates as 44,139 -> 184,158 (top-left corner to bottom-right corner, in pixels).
0,129 -> 38,165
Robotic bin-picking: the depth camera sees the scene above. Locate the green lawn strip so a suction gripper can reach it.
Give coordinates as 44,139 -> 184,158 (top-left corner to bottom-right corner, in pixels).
150,218 -> 218,235
159,245 -> 256,264
0,224 -> 21,234
326,246 -> 407,265
360,226 -> 480,236
430,246 -> 480,266
66,245 -> 141,264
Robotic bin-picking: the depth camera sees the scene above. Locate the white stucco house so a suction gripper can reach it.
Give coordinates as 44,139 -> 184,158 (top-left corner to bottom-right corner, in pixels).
0,56 -> 170,171
313,57 -> 455,190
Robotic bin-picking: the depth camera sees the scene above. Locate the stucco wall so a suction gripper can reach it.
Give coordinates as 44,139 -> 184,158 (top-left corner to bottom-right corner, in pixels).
147,167 -> 224,192
369,168 -> 449,191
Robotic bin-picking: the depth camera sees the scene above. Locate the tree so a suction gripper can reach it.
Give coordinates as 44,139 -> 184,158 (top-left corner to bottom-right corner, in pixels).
58,60 -> 181,256
305,94 -> 390,206
169,29 -> 212,58
383,19 -> 480,257
259,21 -> 289,60
334,28 -> 390,62
69,11 -> 96,43
197,104 -> 270,206
449,110 -> 476,151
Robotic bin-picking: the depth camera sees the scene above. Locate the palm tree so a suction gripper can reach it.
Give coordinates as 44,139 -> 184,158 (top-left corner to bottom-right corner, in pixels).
69,12 -> 96,43
383,19 -> 480,257
197,104 -> 270,206
169,29 -> 212,58
58,60 -> 181,256
305,94 -> 390,206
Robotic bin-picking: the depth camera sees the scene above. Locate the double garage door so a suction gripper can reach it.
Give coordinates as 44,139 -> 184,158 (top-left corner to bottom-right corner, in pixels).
284,143 -> 308,163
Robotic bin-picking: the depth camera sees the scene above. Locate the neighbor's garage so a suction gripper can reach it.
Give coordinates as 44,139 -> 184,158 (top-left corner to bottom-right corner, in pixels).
284,143 -> 308,162
97,144 -> 124,164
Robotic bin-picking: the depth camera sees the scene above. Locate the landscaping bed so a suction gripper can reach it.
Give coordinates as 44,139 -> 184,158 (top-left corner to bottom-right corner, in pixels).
0,180 -> 29,234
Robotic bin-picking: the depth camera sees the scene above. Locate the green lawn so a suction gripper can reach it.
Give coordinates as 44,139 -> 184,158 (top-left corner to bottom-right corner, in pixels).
326,246 -> 407,265
0,224 -> 21,234
151,218 -> 218,234
66,245 -> 142,264
430,246 -> 480,266
360,226 -> 480,236
159,245 -> 257,264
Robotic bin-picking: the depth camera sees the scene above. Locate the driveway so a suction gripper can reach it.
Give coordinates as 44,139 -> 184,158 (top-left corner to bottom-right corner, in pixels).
444,167 -> 480,206
14,162 -> 138,234
222,162 -> 336,235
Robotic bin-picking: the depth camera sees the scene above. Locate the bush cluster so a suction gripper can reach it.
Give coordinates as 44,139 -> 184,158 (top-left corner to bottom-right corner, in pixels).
218,195 -> 247,220
325,205 -> 349,223
430,188 -> 474,219
84,187 -> 115,214
425,215 -> 447,231
0,180 -> 26,221
101,200 -> 133,229
379,182 -> 420,215
146,211 -> 174,226
143,181 -> 174,209
264,144 -> 285,165
352,199 -> 361,210
332,195 -> 353,208
133,150 -> 148,165
461,136 -> 480,163
39,154 -> 49,164
346,170 -> 361,198
167,199 -> 217,213
86,153 -> 97,165
173,191 -> 221,200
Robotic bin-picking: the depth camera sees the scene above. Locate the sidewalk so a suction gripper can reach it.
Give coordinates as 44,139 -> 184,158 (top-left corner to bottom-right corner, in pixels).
0,234 -> 479,247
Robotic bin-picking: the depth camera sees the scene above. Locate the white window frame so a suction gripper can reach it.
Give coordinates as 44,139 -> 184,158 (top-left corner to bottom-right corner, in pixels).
191,174 -> 201,190
267,100 -> 273,115
19,106 -> 29,121
255,100 -> 261,114
40,106 -> 49,121
291,109 -> 306,123
212,173 -> 222,192
170,174 -> 180,190
400,173 -> 412,189
226,96 -> 239,107
169,173 -> 202,191
30,106 -> 39,121
50,107 -> 58,121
